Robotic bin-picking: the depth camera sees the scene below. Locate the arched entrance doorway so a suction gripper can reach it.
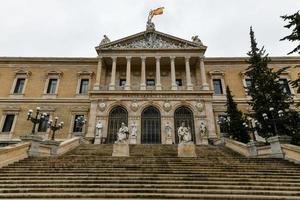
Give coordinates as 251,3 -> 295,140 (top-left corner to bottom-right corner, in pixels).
141,106 -> 161,144
174,106 -> 195,144
107,106 -> 128,144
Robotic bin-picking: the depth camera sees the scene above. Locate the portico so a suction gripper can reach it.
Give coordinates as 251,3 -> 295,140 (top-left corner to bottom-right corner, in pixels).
87,28 -> 217,144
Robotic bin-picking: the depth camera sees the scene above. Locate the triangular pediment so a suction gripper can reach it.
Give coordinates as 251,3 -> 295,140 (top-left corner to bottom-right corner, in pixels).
96,30 -> 206,51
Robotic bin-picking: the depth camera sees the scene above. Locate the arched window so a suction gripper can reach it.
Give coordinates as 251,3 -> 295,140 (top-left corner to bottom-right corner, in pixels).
141,106 -> 161,144
107,106 -> 128,144
174,106 -> 195,144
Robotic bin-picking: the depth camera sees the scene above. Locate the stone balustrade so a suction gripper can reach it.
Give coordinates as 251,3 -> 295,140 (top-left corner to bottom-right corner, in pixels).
0,142 -> 30,168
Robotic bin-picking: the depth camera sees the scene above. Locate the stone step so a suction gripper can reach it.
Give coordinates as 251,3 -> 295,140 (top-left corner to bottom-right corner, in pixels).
1,192 -> 300,199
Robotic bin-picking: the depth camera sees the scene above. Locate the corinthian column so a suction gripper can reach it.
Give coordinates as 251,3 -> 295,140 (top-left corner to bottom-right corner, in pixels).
93,56 -> 102,90
200,57 -> 209,90
155,56 -> 162,90
185,56 -> 193,90
170,56 -> 177,90
140,56 -> 146,90
109,56 -> 117,90
124,56 -> 131,90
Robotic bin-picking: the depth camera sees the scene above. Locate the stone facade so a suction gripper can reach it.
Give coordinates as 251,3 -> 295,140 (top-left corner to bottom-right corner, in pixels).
0,29 -> 299,145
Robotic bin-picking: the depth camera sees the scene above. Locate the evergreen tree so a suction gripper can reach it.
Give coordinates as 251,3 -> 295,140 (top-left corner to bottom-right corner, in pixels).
245,27 -> 300,142
280,11 -> 300,99
225,86 -> 250,143
280,10 -> 300,55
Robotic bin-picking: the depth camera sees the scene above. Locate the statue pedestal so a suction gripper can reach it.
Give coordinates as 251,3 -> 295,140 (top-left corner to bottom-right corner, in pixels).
112,143 -> 129,157
130,136 -> 137,144
165,136 -> 173,144
94,136 -> 101,144
199,136 -> 208,145
178,143 -> 196,157
20,134 -> 43,157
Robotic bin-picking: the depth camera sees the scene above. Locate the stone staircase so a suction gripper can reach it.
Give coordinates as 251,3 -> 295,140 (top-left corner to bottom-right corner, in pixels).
0,144 -> 300,199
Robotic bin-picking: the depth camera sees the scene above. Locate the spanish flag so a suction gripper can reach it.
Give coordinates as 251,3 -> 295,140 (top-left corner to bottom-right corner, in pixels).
149,7 -> 165,17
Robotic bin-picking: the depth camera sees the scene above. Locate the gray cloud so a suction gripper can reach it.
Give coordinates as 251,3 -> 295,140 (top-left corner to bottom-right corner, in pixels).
0,0 -> 299,57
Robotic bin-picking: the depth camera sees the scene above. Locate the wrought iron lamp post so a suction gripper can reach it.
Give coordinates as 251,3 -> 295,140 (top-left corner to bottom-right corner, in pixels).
75,116 -> 87,132
242,117 -> 261,142
217,116 -> 230,137
48,117 -> 64,140
262,107 -> 284,136
27,107 -> 47,135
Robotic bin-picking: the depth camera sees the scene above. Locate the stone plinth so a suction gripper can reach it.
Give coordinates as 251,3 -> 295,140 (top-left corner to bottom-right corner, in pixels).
41,140 -> 61,155
130,136 -> 137,144
267,135 -> 292,158
248,141 -> 258,157
20,134 -> 43,157
112,143 -> 129,157
178,143 -> 196,157
199,136 -> 208,145
165,136 -> 173,144
94,136 -> 101,144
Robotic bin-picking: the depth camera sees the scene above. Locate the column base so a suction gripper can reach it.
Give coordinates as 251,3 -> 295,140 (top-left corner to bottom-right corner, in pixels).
202,84 -> 209,90
140,84 -> 146,90
156,84 -> 162,90
187,84 -> 193,91
171,85 -> 178,90
124,85 -> 131,90
109,84 -> 115,90
94,136 -> 102,144
93,84 -> 100,90
165,136 -> 173,144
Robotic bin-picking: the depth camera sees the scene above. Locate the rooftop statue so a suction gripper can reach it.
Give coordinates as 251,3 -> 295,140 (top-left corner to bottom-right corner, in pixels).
100,35 -> 111,45
191,35 -> 203,46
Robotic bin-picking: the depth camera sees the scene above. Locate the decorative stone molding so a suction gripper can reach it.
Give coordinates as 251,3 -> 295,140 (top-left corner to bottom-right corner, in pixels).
77,70 -> 94,78
195,102 -> 204,112
130,101 -> 139,112
163,101 -> 172,112
98,102 -> 106,112
45,70 -> 63,78
14,69 -> 31,77
70,106 -> 89,113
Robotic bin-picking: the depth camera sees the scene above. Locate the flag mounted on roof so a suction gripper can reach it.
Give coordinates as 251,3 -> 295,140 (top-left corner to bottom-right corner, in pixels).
149,7 -> 165,17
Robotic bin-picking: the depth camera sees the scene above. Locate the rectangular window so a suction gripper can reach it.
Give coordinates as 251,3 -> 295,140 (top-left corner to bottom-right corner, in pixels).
2,114 -> 15,132
279,79 -> 291,94
213,79 -> 223,94
119,79 -> 126,87
146,79 -> 155,86
13,78 -> 25,94
37,114 -> 49,132
245,79 -> 252,88
176,79 -> 183,86
46,79 -> 58,94
79,79 -> 89,94
73,115 -> 84,132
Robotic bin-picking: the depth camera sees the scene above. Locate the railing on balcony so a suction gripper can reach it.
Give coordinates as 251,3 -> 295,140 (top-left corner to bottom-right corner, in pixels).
96,84 -> 204,91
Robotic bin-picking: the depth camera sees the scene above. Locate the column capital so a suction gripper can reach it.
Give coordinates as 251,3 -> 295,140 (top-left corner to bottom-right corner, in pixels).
155,56 -> 161,60
126,56 -> 132,61
111,56 -> 117,62
141,56 -> 147,61
97,55 -> 103,59
185,56 -> 191,62
170,56 -> 176,60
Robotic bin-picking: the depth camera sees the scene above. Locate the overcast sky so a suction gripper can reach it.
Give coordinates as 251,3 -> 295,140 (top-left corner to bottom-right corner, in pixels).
0,0 -> 299,57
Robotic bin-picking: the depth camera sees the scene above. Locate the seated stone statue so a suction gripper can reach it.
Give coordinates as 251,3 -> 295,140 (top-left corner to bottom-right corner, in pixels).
115,122 -> 129,144
178,122 -> 192,144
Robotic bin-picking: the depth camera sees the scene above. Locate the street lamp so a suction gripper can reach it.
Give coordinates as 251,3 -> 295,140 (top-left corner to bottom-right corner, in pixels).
75,116 -> 87,132
243,117 -> 261,142
262,107 -> 284,136
48,117 -> 64,140
217,116 -> 230,137
27,107 -> 47,135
